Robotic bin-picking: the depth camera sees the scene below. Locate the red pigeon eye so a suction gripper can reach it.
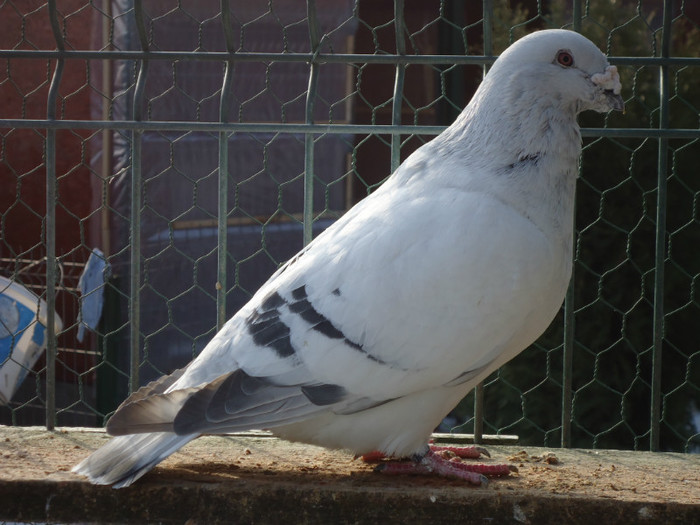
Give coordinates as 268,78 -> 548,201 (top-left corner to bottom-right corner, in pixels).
557,51 -> 574,67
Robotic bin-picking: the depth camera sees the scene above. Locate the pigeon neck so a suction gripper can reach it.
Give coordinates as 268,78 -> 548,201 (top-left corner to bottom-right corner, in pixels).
443,70 -> 582,165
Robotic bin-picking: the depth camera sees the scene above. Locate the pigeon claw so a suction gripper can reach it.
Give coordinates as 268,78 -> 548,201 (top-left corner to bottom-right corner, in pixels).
475,446 -> 491,459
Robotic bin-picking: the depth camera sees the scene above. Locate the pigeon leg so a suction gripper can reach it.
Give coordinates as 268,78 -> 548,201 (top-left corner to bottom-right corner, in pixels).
370,448 -> 516,485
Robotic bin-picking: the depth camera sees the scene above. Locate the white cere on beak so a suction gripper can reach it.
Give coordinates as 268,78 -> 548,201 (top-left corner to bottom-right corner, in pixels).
590,65 -> 622,94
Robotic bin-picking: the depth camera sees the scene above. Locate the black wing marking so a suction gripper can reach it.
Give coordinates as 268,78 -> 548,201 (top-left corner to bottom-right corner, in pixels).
287,285 -> 385,363
301,384 -> 347,406
246,291 -> 295,358
245,286 -> 387,365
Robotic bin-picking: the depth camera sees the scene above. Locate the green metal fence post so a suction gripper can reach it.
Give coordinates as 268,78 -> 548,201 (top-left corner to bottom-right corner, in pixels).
562,0 -> 583,449
129,0 -> 150,393
390,0 -> 406,173
303,0 -> 322,246
650,0 -> 672,452
44,0 -> 65,430
217,1 -> 236,330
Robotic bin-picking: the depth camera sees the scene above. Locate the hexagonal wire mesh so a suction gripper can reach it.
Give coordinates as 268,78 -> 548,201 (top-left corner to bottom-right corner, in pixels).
0,0 -> 698,454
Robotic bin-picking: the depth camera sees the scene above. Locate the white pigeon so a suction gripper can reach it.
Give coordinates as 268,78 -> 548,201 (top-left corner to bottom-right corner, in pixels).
73,29 -> 623,487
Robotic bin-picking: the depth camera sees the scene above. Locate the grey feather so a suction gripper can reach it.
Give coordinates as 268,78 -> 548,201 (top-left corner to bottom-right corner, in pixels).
105,366 -> 192,435
72,432 -> 196,488
116,365 -> 189,406
106,387 -> 198,435
172,370 -> 343,434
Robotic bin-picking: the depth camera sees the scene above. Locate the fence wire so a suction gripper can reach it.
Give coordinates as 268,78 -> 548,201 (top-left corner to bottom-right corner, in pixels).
0,0 -> 698,454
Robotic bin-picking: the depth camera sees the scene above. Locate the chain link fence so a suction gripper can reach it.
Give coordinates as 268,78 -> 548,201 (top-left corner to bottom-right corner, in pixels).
0,0 -> 698,454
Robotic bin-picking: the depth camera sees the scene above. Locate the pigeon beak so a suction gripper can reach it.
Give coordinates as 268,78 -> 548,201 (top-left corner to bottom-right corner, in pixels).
605,90 -> 625,112
590,66 -> 624,113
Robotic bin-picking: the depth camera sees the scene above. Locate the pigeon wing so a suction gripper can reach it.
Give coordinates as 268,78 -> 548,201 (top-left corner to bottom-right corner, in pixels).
106,171 -> 560,438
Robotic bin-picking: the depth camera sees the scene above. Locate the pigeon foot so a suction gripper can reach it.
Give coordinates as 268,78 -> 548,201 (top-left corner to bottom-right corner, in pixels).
368,446 -> 516,485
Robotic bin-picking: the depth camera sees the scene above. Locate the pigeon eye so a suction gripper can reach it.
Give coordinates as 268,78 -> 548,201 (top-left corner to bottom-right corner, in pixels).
556,51 -> 574,67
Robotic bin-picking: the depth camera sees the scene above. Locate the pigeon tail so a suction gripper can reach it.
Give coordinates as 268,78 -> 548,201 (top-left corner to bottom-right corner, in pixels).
72,432 -> 197,488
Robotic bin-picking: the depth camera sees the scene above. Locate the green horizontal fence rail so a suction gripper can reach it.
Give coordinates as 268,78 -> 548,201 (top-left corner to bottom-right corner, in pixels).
0,0 -> 698,454
2,119 -> 700,138
1,49 -> 699,67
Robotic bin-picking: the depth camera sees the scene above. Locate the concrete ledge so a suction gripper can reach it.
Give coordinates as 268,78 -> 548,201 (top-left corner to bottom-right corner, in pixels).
1,426 -> 698,524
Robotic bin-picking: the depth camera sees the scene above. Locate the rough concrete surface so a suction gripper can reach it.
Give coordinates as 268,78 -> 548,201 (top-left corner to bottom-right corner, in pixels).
0,426 -> 698,524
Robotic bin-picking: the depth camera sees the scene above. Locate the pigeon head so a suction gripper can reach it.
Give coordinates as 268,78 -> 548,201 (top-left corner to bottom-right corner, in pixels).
489,29 -> 624,114
440,29 -> 624,156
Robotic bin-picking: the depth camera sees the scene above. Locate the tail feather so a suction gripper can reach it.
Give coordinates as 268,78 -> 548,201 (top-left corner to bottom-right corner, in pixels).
72,432 -> 197,488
